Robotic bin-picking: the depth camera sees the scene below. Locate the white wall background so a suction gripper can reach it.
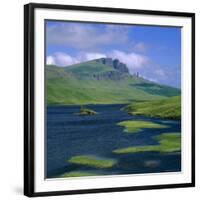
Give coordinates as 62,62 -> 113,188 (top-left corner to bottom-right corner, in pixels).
0,0 -> 199,199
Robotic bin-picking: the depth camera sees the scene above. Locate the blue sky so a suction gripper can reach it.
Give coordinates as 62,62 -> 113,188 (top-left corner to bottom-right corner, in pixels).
46,20 -> 181,88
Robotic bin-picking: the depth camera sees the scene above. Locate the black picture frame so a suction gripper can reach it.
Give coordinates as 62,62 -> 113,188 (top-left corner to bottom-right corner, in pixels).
24,3 -> 195,197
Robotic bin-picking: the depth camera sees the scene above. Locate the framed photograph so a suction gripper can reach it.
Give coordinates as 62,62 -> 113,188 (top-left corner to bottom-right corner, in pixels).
24,3 -> 195,197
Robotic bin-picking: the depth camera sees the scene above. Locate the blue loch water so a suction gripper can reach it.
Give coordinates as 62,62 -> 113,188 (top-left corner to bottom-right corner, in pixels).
46,104 -> 181,178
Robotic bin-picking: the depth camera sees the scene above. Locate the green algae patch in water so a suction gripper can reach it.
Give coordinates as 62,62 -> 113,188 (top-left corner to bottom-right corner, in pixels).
117,120 -> 168,133
60,171 -> 100,178
68,155 -> 117,168
113,133 -> 181,154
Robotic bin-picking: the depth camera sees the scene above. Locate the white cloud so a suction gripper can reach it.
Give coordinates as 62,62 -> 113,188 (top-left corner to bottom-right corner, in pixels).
46,52 -> 79,67
155,69 -> 166,77
47,23 -> 129,49
46,56 -> 55,65
46,52 -> 106,67
108,50 -> 149,74
133,42 -> 148,53
77,52 -> 106,62
46,50 -> 149,74
142,75 -> 158,83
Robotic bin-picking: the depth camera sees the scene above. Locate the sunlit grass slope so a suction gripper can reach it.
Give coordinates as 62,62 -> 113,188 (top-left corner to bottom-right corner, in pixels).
46,60 -> 180,105
124,96 -> 181,119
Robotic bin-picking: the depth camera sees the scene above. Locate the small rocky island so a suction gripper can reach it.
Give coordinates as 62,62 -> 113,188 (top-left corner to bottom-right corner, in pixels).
79,106 -> 97,116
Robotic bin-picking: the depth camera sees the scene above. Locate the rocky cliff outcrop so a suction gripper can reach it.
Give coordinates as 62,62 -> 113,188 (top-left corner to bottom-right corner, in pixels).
97,58 -> 129,74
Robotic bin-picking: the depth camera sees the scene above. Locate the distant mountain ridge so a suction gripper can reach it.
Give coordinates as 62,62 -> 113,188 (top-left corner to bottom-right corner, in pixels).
46,58 -> 180,105
65,58 -> 135,81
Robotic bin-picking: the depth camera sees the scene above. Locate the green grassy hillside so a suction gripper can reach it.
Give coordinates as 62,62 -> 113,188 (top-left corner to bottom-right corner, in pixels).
65,60 -> 117,76
46,60 -> 180,105
124,96 -> 181,119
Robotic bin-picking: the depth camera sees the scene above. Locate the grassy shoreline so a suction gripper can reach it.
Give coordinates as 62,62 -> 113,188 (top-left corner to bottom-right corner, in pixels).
123,96 -> 181,120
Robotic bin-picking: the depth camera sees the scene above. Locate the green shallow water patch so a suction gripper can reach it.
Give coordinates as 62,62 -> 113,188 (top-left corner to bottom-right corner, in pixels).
60,171 -> 100,178
68,155 -> 117,168
113,133 -> 181,154
117,120 -> 168,133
